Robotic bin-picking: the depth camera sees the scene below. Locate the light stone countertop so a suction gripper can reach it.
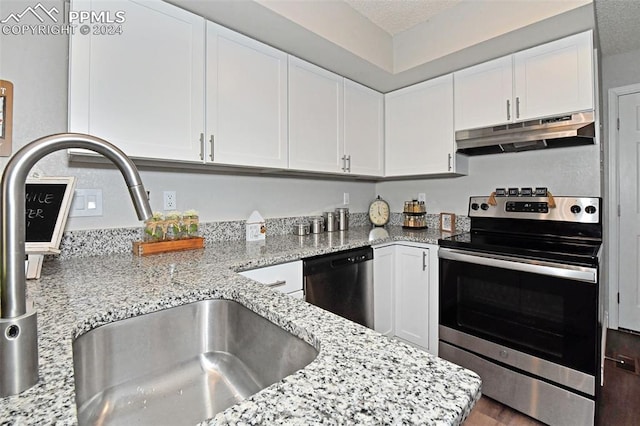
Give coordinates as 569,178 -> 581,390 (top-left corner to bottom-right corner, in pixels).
0,226 -> 481,425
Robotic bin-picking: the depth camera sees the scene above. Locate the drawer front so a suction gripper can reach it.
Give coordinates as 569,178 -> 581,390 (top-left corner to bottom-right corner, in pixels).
240,261 -> 302,294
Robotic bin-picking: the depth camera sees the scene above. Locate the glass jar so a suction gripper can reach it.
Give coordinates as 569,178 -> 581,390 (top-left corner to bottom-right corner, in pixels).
183,210 -> 199,238
165,211 -> 182,240
143,212 -> 165,242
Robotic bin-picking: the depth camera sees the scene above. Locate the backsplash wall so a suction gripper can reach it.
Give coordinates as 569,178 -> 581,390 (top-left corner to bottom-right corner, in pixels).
56,212 -> 469,259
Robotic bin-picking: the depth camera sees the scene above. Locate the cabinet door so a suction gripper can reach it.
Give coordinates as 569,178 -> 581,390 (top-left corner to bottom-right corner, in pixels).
514,31 -> 593,121
454,55 -> 514,130
288,56 -> 344,173
239,261 -> 302,294
373,245 -> 395,336
394,245 -> 430,349
385,74 -> 455,176
344,80 -> 384,176
206,23 -> 288,168
69,0 -> 205,161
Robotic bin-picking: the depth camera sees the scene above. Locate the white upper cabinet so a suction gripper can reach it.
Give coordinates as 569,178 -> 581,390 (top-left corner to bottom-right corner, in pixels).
288,57 -> 345,173
206,23 -> 288,168
513,31 -> 594,121
385,74 -> 464,177
69,0 -> 205,161
454,56 -> 514,131
343,80 -> 384,176
454,30 -> 594,131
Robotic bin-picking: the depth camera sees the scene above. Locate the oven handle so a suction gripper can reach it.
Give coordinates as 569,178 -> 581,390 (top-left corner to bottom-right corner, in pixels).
438,248 -> 597,283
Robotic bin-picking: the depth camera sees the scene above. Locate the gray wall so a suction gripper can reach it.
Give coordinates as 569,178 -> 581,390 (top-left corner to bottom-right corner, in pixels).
601,48 -> 640,95
377,146 -> 601,216
0,0 -> 602,232
599,47 -> 640,328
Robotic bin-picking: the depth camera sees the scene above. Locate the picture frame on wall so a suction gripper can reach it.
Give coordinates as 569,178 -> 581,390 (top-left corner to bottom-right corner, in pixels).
440,213 -> 456,232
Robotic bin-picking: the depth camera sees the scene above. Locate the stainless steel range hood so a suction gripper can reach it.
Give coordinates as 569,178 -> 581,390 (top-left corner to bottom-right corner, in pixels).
455,111 -> 595,155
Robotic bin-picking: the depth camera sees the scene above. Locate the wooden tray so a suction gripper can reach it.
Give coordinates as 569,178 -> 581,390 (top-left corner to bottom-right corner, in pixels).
133,237 -> 205,256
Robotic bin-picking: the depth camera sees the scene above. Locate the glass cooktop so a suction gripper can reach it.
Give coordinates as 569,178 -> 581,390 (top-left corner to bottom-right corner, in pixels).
439,231 -> 601,267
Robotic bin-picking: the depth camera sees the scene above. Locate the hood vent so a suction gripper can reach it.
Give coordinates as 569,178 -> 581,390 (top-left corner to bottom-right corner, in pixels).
456,111 -> 595,156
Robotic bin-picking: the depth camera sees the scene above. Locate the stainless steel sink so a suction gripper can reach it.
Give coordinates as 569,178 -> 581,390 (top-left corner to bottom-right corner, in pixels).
72,299 -> 318,425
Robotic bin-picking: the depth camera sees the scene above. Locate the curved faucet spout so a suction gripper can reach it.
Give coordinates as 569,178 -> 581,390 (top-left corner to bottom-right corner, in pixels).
2,133 -> 152,318
0,133 -> 152,396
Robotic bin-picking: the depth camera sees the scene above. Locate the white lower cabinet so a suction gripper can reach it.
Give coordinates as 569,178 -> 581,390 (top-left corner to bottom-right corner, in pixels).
239,261 -> 303,297
395,244 -> 431,350
373,242 -> 438,355
373,244 -> 395,336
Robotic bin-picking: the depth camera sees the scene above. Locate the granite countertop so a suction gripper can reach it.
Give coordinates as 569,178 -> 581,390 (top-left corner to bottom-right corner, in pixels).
0,226 -> 481,425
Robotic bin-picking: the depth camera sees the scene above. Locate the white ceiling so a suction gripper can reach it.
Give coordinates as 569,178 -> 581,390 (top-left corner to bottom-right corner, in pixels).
343,0 -> 640,58
344,0 -> 462,35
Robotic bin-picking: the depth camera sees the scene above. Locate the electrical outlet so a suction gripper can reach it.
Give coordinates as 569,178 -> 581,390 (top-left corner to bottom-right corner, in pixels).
418,193 -> 426,203
343,192 -> 350,205
163,191 -> 176,210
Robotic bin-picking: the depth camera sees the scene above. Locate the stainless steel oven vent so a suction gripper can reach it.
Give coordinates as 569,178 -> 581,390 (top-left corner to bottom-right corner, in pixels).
456,111 -> 595,155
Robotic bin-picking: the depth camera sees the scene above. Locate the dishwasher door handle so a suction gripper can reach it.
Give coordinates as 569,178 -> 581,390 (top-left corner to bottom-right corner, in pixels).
331,255 -> 368,268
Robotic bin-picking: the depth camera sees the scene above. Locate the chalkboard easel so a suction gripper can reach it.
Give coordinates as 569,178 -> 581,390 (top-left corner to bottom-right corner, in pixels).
25,176 -> 76,279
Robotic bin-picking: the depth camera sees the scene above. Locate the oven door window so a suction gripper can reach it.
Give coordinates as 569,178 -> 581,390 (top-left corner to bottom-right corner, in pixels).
440,257 -> 597,375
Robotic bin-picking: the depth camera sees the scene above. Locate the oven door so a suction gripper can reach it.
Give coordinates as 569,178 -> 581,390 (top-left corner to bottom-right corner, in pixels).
439,247 -> 598,376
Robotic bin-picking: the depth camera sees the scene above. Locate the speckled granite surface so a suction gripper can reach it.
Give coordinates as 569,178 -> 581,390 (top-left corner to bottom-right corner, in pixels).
1,226 -> 480,425
56,213 -> 469,259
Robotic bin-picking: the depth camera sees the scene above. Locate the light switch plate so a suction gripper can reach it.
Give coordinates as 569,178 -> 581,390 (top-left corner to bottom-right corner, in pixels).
70,189 -> 103,217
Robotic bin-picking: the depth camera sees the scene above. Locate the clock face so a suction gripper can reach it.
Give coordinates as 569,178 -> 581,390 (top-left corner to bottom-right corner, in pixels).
369,199 -> 390,226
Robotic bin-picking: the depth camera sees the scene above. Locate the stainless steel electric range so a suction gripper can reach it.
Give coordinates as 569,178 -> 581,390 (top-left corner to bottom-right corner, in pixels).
438,190 -> 602,426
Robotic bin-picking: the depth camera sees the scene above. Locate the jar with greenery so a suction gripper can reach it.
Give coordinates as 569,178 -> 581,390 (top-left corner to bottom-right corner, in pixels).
183,209 -> 199,238
143,212 -> 165,242
165,211 -> 182,240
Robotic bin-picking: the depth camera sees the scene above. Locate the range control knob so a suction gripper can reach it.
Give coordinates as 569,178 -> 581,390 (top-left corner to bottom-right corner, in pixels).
570,205 -> 582,214
480,203 -> 490,211
585,205 -> 597,214
471,203 -> 480,211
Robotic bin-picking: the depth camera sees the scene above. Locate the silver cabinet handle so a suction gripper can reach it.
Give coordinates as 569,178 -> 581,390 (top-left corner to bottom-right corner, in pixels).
447,153 -> 452,171
267,280 -> 286,288
199,133 -> 204,161
346,155 -> 351,173
515,96 -> 520,119
438,248 -> 597,283
506,99 -> 511,121
422,251 -> 427,271
341,155 -> 346,172
209,135 -> 214,161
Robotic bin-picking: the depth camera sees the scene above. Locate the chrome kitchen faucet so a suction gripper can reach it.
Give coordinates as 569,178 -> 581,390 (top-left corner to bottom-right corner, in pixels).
0,133 -> 152,397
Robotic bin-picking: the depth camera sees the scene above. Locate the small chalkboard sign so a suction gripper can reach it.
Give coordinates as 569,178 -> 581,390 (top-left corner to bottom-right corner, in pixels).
25,176 -> 76,253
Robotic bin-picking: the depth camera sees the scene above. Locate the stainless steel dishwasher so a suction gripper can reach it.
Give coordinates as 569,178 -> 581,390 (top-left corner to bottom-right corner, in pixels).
303,246 -> 374,329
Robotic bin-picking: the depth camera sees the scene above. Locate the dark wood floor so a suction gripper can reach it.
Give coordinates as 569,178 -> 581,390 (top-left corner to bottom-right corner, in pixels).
597,328 -> 640,425
464,396 -> 544,426
463,329 -> 640,426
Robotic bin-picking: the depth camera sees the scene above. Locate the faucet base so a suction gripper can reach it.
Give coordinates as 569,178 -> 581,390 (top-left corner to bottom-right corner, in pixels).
0,302 -> 38,396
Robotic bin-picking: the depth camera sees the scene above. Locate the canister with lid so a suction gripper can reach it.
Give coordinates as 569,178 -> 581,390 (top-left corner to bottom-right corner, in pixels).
335,207 -> 349,231
310,216 -> 325,233
293,220 -> 310,236
324,211 -> 338,232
